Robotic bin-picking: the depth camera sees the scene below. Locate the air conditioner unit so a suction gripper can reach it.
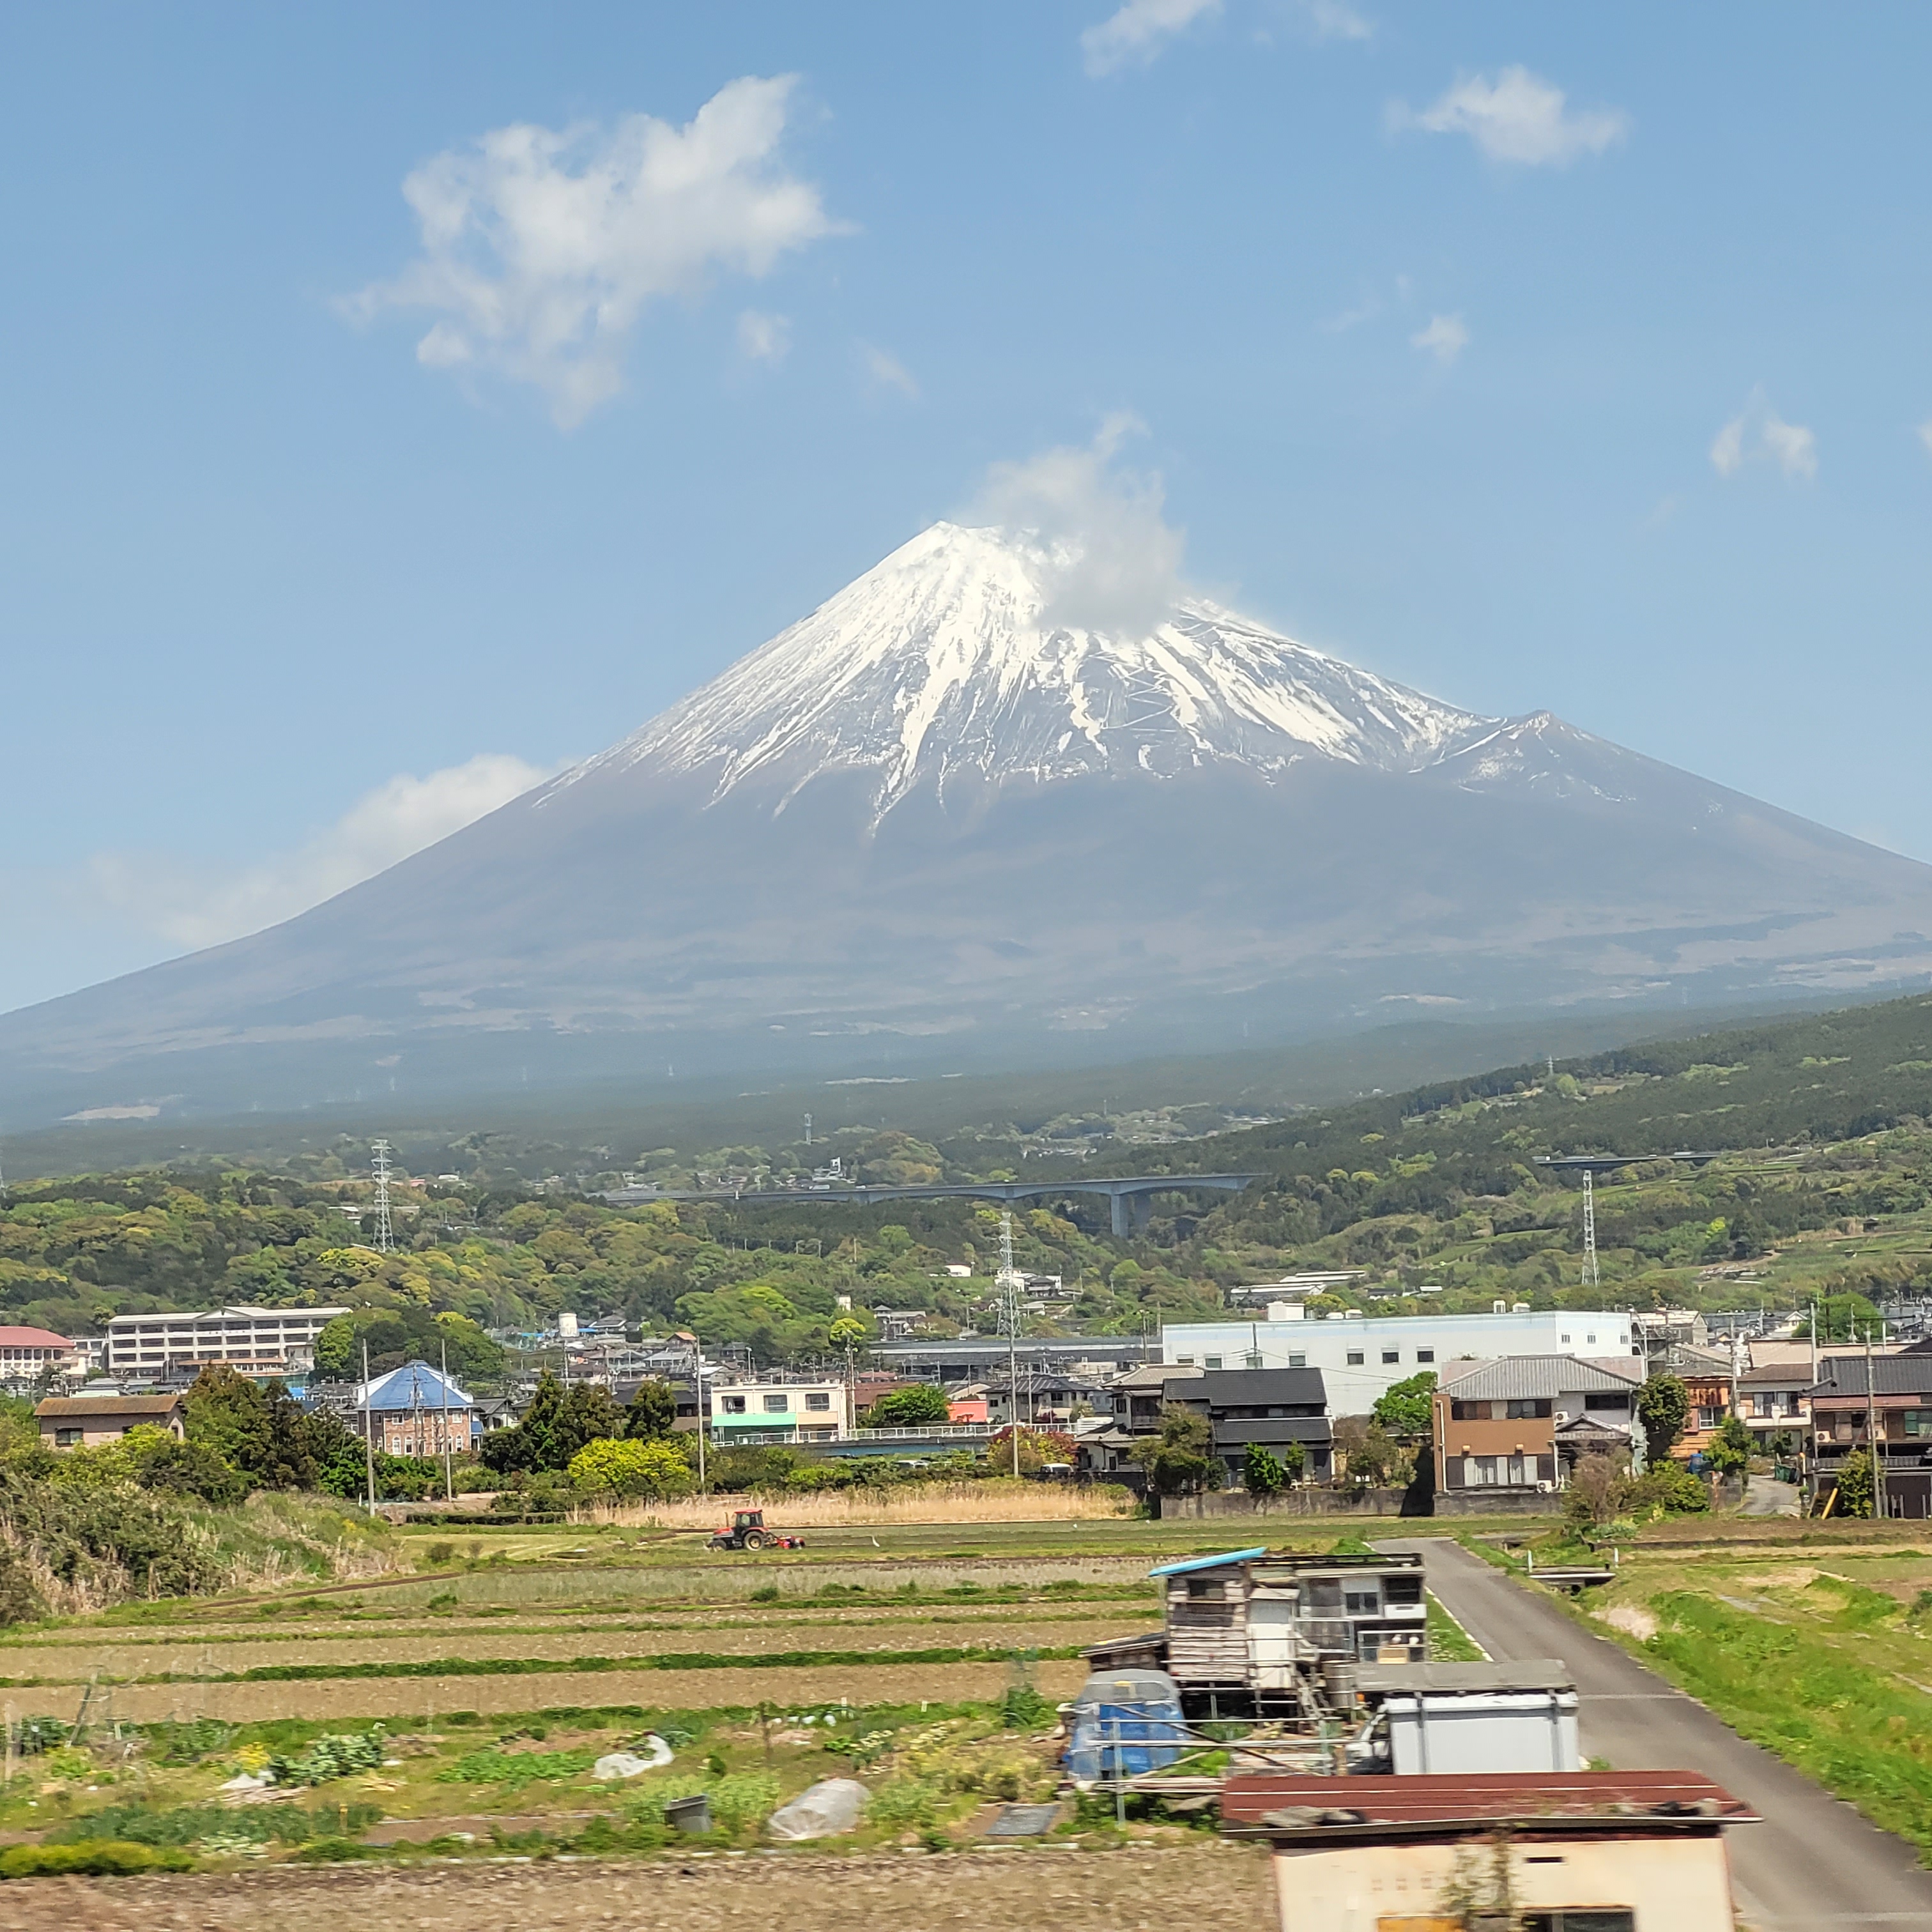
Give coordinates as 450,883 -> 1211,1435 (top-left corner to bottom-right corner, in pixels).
1536,1480 -> 1554,1492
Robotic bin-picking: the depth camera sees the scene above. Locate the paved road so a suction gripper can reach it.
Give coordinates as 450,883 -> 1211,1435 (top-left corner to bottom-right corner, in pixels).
1742,1475 -> 1802,1517
1383,1538 -> 1932,1931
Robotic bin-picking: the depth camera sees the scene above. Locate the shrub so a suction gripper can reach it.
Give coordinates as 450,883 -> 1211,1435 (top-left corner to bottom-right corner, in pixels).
1629,1464 -> 1711,1516
567,1437 -> 694,1502
0,1841 -> 194,1879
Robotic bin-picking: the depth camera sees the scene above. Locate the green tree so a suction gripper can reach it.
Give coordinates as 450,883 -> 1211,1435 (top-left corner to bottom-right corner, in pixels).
622,1379 -> 679,1441
862,1384 -> 953,1427
1336,1420 -> 1414,1498
477,1372 -> 621,1475
1130,1402 -> 1220,1496
1799,1294 -> 1885,1344
1637,1374 -> 1690,1464
1705,1413 -> 1755,1477
567,1436 -> 694,1501
1372,1370 -> 1438,1438
184,1365 -> 356,1491
1243,1442 -> 1285,1498
1279,1439 -> 1307,1483
1834,1447 -> 1875,1519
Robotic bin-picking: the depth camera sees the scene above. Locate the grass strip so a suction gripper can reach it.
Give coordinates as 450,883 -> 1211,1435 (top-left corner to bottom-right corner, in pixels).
1597,1588 -> 1932,1863
0,1643 -> 1089,1689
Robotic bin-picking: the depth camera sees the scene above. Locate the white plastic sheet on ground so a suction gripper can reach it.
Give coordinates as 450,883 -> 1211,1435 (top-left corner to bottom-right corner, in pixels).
765,1777 -> 870,1840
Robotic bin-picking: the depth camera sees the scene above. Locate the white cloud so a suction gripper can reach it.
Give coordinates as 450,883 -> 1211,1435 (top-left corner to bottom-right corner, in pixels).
90,753 -> 558,950
1397,66 -> 1629,167
1710,391 -> 1817,482
1291,0 -> 1372,42
859,342 -> 920,399
969,413 -> 1188,634
1081,0 -> 1221,75
1410,312 -> 1469,364
737,309 -> 791,364
344,77 -> 842,426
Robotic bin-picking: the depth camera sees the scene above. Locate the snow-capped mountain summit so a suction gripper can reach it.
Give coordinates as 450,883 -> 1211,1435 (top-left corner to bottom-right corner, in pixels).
6,518 -> 1932,1124
555,521 -> 1494,818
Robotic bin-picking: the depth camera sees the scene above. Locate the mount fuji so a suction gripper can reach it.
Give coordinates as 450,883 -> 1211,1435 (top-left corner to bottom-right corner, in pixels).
9,520 -> 1932,1122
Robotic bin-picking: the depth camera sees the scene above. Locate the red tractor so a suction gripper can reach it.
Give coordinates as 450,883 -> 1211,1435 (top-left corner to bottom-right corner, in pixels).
705,1508 -> 805,1552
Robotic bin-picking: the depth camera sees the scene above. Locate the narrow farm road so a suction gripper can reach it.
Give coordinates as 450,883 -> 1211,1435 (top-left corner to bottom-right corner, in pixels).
1380,1537 -> 1932,1931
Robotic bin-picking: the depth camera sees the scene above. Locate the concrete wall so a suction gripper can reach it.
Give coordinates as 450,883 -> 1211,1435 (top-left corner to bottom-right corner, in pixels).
1157,1487 -> 1416,1519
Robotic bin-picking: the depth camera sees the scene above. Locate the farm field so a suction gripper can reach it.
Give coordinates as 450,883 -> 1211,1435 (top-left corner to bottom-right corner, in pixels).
0,1840 -> 1281,1932
0,1508 -> 1532,1888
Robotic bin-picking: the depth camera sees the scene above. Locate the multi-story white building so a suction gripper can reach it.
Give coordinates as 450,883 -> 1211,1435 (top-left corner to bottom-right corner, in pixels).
105,1305 -> 349,1378
1161,1306 -> 1637,1415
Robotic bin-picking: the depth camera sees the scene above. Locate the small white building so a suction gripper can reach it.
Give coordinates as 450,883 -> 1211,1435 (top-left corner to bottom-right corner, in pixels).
1162,1307 -> 1636,1414
709,1378 -> 849,1445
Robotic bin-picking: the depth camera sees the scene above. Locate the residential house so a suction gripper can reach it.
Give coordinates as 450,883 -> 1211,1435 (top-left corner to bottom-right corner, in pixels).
1432,1359 -> 1564,1503
1656,1344 -> 1736,1462
351,1361 -> 477,1458
708,1377 -> 848,1445
1807,1353 -> 1932,1519
36,1391 -> 187,1450
1221,1769 -> 1756,1932
1734,1361 -> 1813,1460
1163,1367 -> 1335,1485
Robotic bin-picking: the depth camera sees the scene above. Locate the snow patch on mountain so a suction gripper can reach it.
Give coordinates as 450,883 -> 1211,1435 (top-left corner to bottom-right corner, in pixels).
550,521 -> 1531,819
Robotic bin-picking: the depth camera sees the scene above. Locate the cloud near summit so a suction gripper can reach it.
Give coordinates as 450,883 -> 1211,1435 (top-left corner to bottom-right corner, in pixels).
969,416 -> 1188,634
344,77 -> 843,425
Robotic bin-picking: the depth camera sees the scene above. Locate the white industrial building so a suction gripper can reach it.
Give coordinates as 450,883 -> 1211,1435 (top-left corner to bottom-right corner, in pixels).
1160,1305 -> 1635,1414
105,1305 -> 349,1377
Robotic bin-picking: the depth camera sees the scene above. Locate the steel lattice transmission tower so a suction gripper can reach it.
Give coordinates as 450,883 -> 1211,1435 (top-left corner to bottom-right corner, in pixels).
1581,1169 -> 1600,1289
371,1139 -> 395,1254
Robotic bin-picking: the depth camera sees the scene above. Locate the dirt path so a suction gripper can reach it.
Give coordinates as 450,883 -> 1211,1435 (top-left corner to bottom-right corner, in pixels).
0,1841 -> 1277,1932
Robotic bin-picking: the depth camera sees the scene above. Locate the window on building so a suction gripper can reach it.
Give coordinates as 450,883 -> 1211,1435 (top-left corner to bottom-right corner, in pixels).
1586,1333 -> 1597,1344
1416,1349 -> 1434,1363
54,1428 -> 83,1448
1561,1334 -> 1571,1344
805,1392 -> 831,1411
1288,1353 -> 1307,1369
1503,1399 -> 1552,1419
722,1395 -> 747,1414
763,1393 -> 790,1412
1381,1349 -> 1400,1365
1464,1455 -> 1498,1485
1452,1400 -> 1488,1422
1697,1406 -> 1724,1429
1347,1351 -> 1365,1367
1343,1587 -> 1380,1614
1204,1355 -> 1223,1370
1176,1356 -> 1195,1367
1244,1351 -> 1264,1369
1904,1409 -> 1932,1438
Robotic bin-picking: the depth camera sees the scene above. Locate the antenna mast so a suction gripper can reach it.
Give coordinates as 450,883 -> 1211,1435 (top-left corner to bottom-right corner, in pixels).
371,1140 -> 395,1254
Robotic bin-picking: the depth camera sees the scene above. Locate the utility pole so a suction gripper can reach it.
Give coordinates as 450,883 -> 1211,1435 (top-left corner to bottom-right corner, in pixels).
440,1337 -> 455,1505
694,1344 -> 709,1495
1866,1335 -> 1887,1522
371,1140 -> 395,1254
361,1340 -> 377,1516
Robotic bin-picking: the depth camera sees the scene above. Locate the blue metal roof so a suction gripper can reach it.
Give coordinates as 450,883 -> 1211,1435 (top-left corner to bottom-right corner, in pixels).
356,1360 -> 473,1413
1147,1546 -> 1268,1577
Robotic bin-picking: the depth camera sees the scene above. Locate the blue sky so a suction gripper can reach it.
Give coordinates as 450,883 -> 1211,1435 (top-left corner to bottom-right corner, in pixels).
5,1 -> 1932,1015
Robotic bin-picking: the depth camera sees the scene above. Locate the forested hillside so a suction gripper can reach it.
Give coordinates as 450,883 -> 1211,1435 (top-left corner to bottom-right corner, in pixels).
7,993 -> 1932,1361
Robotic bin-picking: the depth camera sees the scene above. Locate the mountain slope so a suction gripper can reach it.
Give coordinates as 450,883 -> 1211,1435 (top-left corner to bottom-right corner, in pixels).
6,520 -> 1932,1124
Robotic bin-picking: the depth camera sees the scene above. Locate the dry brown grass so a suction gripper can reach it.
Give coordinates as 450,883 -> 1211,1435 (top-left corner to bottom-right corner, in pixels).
590,1482 -> 1135,1529
0,1657 -> 1094,1724
0,1840 -> 1277,1932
